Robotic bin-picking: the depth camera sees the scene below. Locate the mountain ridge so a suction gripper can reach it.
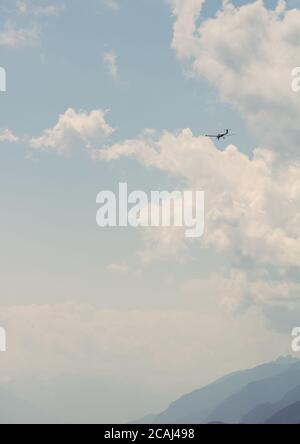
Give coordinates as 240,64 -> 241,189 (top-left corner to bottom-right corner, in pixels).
130,356 -> 300,425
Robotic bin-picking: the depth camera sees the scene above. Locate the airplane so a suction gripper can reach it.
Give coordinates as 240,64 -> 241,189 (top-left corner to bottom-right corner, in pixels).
204,129 -> 234,140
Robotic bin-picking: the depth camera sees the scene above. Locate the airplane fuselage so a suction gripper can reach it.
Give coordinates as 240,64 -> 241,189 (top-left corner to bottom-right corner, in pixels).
217,131 -> 228,140
205,130 -> 231,140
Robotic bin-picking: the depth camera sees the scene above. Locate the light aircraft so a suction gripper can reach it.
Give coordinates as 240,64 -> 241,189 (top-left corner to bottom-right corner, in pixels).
204,129 -> 234,140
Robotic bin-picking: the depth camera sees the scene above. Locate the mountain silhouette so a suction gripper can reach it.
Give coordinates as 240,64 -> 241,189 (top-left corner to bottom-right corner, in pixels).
266,401 -> 300,424
207,360 -> 300,424
3,356 -> 300,424
135,356 -> 298,424
130,414 -> 157,425
242,385 -> 300,424
0,387 -> 50,424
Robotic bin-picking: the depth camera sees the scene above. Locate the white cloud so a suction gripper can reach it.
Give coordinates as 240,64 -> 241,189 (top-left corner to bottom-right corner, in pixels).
16,0 -> 65,17
0,128 -> 19,143
30,108 -> 115,154
103,0 -> 119,11
93,1 -> 300,320
103,51 -> 120,83
0,20 -> 40,48
168,0 -> 205,58
106,263 -> 129,274
168,0 -> 300,154
182,270 -> 300,315
0,302 -> 288,397
93,129 -> 300,271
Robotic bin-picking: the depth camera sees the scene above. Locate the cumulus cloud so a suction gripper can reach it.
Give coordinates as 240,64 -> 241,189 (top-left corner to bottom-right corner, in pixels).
0,128 -> 19,143
0,20 -> 40,47
182,270 -> 300,315
167,0 -> 205,58
94,129 -> 300,270
16,0 -> 65,17
103,0 -> 119,11
103,51 -> 120,83
30,108 -> 115,154
106,263 -> 129,274
168,0 -> 300,154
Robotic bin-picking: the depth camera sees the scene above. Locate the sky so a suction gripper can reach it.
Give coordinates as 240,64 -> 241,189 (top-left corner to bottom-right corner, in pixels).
0,0 -> 300,424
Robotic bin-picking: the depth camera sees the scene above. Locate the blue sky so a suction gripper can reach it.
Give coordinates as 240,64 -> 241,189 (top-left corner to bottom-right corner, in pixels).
1,0 -> 252,139
0,0 -> 300,423
0,0 -> 250,308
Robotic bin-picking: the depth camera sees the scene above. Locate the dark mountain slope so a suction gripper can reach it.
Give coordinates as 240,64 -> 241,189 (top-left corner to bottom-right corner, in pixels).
207,360 -> 300,424
152,357 -> 297,424
242,385 -> 300,424
0,387 -> 50,424
266,401 -> 300,424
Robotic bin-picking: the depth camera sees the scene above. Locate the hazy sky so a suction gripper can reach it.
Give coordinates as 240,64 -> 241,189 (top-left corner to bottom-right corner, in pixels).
0,0 -> 300,423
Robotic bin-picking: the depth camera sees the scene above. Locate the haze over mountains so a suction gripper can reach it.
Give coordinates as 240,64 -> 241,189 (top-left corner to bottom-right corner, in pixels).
0,388 -> 50,425
1,356 -> 300,424
132,356 -> 300,425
